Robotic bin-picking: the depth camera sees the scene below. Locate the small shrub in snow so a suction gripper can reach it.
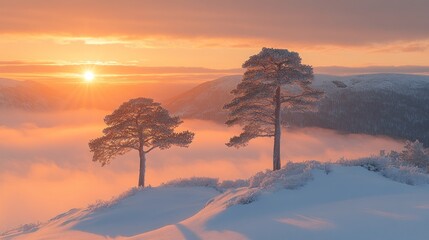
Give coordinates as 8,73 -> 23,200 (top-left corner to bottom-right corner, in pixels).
162,177 -> 219,189
380,165 -> 429,185
323,164 -> 332,174
49,208 -> 79,221
162,177 -> 249,191
339,155 -> 429,186
227,188 -> 261,206
87,200 -> 111,211
399,140 -> 429,171
0,223 -> 40,237
340,140 -> 429,175
87,187 -> 141,212
249,161 -> 329,191
218,179 -> 249,189
338,156 -> 392,172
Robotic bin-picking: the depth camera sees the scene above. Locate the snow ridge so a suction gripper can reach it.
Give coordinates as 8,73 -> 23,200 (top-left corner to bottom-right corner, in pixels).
223,161 -> 331,206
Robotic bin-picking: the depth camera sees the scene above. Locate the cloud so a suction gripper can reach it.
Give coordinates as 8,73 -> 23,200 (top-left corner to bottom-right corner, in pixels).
0,62 -> 241,75
1,0 -> 429,46
0,61 -> 242,84
371,41 -> 429,53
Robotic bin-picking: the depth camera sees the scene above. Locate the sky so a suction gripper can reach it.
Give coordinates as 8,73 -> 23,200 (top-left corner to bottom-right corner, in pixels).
1,0 -> 429,84
0,0 -> 427,232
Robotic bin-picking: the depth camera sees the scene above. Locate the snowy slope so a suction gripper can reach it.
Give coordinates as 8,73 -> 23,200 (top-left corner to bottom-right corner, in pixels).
2,187 -> 219,240
331,73 -> 429,93
4,163 -> 429,240
137,166 -> 429,240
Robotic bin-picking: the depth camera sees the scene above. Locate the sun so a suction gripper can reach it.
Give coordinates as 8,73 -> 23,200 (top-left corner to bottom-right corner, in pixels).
83,71 -> 95,82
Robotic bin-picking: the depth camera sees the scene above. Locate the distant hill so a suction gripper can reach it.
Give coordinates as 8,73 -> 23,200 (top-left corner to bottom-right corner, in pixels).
0,78 -> 62,111
165,75 -> 241,122
165,73 -> 429,146
0,78 -> 195,111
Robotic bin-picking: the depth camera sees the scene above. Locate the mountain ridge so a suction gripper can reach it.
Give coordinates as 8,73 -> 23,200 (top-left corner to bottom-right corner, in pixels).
164,73 -> 429,146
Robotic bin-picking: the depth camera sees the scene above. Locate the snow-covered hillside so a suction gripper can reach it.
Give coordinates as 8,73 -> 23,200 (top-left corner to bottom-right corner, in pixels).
165,73 -> 429,120
4,161 -> 429,240
165,73 -> 429,146
320,73 -> 429,93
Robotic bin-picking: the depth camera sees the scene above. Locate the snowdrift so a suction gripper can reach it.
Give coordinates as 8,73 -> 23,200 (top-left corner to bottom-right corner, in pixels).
3,160 -> 429,240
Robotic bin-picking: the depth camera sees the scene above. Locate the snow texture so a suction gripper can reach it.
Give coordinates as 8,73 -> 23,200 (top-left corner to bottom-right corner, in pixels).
3,158 -> 429,240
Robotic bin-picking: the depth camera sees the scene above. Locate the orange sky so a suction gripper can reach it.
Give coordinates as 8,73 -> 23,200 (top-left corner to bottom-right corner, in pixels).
1,0 -> 429,84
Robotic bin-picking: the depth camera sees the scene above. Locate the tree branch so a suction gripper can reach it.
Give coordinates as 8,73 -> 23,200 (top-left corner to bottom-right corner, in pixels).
144,146 -> 158,154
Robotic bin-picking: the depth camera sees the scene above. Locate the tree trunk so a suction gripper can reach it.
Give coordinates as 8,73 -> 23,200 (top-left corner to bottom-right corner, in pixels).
138,148 -> 146,187
273,86 -> 281,171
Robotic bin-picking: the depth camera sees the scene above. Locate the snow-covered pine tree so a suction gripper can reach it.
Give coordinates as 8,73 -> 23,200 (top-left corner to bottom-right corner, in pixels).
224,48 -> 323,171
89,98 -> 194,187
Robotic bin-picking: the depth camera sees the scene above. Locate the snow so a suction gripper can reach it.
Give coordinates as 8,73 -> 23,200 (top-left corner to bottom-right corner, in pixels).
339,156 -> 429,185
135,165 -> 429,240
313,73 -> 429,94
3,187 -> 218,239
3,162 -> 429,240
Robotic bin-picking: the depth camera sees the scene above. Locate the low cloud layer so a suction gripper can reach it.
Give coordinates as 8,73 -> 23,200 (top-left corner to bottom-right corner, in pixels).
0,110 -> 403,230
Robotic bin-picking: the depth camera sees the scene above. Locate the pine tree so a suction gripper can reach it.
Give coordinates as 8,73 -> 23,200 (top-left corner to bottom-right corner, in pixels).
224,48 -> 323,170
89,98 -> 194,187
